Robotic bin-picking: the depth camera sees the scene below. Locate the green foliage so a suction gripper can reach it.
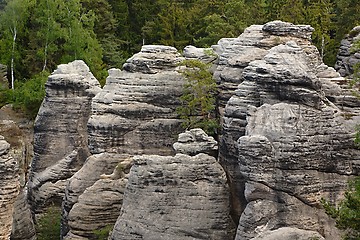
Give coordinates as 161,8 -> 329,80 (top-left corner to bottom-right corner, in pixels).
36,206 -> 61,240
0,71 -> 48,119
177,59 -> 219,135
322,177 -> 360,240
92,224 -> 113,240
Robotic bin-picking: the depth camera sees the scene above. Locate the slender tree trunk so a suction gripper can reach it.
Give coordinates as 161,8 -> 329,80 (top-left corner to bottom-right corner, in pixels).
321,35 -> 325,60
11,27 -> 17,90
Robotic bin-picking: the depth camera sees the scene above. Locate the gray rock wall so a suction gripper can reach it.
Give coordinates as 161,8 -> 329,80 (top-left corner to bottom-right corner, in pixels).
214,21 -> 324,221
88,45 -> 185,155
335,26 -> 360,77
0,136 -> 19,240
28,60 -> 101,213
111,129 -> 235,240
223,41 -> 360,239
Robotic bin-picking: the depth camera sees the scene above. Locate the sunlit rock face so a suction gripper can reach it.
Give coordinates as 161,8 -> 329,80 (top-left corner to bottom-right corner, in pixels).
220,37 -> 360,239
213,21 -> 321,222
335,26 -> 360,77
110,129 -> 235,240
88,45 -> 185,156
28,60 -> 101,213
0,136 -> 19,240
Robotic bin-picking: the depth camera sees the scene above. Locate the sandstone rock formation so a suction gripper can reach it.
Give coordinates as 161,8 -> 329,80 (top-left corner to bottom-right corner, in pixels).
335,26 -> 360,77
62,153 -> 132,239
0,106 -> 36,240
220,39 -> 360,239
28,60 -> 101,213
88,45 -> 185,155
0,136 -> 19,240
111,129 -> 235,240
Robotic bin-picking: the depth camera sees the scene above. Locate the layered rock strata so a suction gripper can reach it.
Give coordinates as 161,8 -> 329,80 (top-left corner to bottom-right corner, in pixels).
335,26 -> 360,77
62,153 -> 132,239
88,45 -> 185,155
214,21 -> 323,221
0,136 -> 19,240
111,129 -> 235,240
28,60 -> 101,213
225,42 -> 360,239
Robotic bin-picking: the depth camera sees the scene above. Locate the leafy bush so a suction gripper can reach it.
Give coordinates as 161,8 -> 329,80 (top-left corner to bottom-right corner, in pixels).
0,71 -> 48,119
322,177 -> 360,240
177,59 -> 219,135
36,206 -> 61,240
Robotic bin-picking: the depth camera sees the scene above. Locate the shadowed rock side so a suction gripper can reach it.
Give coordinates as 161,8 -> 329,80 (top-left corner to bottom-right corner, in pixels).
28,60 -> 101,213
335,26 -> 360,77
214,20 -> 321,222
62,153 -> 132,239
227,42 -> 360,239
111,129 -> 235,240
88,45 -> 185,155
0,136 -> 19,240
0,106 -> 36,240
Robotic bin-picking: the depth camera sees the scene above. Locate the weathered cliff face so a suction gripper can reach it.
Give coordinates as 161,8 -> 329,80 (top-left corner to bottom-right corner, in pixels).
111,129 -> 235,240
335,26 -> 360,77
221,40 -> 360,239
88,45 -> 185,155
0,106 -> 36,240
214,21 -> 325,221
62,153 -> 131,239
28,60 -> 101,213
0,136 -> 19,240
62,45 -> 187,238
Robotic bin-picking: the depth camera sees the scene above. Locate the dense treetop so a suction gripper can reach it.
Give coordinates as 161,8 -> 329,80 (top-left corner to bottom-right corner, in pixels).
0,0 -> 359,84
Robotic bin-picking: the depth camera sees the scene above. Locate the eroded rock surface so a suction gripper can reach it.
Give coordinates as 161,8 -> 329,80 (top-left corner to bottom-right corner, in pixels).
88,45 -> 185,155
0,136 -> 19,240
335,26 -> 360,77
223,41 -> 360,239
28,60 -> 101,213
62,153 -> 132,239
215,21 -> 321,222
110,129 -> 235,240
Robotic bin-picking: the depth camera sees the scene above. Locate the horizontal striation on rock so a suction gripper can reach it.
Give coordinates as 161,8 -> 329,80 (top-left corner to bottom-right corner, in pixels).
88,45 -> 185,155
28,60 -> 101,213
0,136 -> 20,240
110,153 -> 235,240
62,153 -> 132,239
223,40 -> 360,239
215,21 -> 321,223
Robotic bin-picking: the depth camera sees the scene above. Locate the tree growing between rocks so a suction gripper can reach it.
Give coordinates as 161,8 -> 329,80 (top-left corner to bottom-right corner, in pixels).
177,59 -> 219,136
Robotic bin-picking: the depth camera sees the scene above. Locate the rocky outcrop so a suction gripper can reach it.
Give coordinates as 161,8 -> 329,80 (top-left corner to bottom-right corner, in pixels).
0,136 -> 19,240
111,129 -> 235,240
221,39 -> 360,239
249,227 -> 325,240
28,60 -> 101,213
62,153 -> 132,239
0,106 -> 36,240
214,21 -> 323,221
335,26 -> 360,77
88,45 -> 185,155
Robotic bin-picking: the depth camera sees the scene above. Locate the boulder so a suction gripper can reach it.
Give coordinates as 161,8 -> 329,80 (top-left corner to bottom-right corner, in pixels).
335,26 -> 360,77
0,136 -> 19,239
28,60 -> 101,213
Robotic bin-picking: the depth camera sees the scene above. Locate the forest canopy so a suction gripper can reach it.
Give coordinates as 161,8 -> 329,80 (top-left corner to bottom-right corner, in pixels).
0,0 -> 359,86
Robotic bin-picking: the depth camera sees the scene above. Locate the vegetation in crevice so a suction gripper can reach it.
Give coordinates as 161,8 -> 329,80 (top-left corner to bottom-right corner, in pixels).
177,59 -> 219,136
35,205 -> 61,240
